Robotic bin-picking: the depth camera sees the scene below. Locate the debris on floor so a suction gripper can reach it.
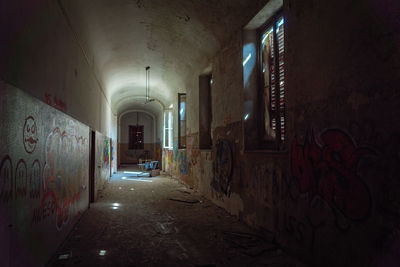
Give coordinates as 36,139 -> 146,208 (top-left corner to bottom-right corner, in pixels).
47,168 -> 308,267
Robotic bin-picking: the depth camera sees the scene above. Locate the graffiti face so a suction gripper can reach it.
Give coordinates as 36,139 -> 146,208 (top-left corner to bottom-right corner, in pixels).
23,116 -> 38,154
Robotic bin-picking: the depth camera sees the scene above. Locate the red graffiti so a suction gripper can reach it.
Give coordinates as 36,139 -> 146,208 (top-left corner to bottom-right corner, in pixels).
23,116 -> 38,154
0,155 -> 13,203
15,159 -> 27,199
291,129 -> 374,221
44,93 -> 67,112
29,159 -> 41,199
45,93 -> 51,105
31,197 -> 56,225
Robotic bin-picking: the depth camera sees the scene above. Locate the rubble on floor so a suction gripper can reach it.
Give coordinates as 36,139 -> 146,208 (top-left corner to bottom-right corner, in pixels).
47,171 -> 307,267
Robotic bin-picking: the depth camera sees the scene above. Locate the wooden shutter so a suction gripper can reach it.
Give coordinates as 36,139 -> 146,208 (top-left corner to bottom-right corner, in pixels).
277,18 -> 285,142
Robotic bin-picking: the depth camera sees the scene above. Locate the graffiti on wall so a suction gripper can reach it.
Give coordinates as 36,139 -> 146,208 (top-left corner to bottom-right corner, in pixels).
103,139 -> 110,168
44,93 -> 67,112
0,155 -> 13,203
173,140 -> 179,161
15,159 -> 28,199
0,85 -> 92,267
23,116 -> 38,154
253,165 -> 280,206
279,128 -> 379,253
103,138 -> 110,177
178,151 -> 190,176
186,130 -> 200,166
39,126 -> 88,230
1,124 -> 88,231
166,139 -> 191,183
291,129 -> 375,221
166,150 -> 173,171
110,141 -> 114,170
212,139 -> 233,196
29,160 -> 41,199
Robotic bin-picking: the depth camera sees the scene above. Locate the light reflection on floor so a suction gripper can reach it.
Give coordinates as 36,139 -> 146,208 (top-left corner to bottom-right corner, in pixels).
113,171 -> 154,182
98,250 -> 107,256
124,178 -> 152,182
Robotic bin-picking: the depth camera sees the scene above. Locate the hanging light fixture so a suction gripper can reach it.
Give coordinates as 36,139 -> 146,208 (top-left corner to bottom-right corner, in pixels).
145,66 -> 154,103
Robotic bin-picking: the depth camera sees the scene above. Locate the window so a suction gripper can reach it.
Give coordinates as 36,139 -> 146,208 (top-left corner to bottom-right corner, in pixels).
199,74 -> 212,149
178,93 -> 187,148
164,110 -> 173,149
259,15 -> 285,147
129,125 -> 144,149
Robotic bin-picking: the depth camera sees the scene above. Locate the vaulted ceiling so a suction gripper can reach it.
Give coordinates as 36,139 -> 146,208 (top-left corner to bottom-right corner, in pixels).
60,0 -> 269,116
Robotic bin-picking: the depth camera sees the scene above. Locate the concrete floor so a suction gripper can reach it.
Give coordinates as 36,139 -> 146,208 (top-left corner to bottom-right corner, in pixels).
47,167 -> 307,267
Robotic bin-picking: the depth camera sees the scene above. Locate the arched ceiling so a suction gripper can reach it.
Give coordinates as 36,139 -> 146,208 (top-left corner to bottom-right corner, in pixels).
60,0 -> 269,116
116,96 -> 164,117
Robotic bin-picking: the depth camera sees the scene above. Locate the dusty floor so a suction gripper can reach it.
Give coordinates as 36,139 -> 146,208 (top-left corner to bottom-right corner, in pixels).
47,167 -> 307,267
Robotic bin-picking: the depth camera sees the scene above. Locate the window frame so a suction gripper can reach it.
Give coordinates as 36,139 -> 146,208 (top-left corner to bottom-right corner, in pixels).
163,110 -> 173,149
257,11 -> 285,150
128,125 -> 144,150
178,93 -> 187,149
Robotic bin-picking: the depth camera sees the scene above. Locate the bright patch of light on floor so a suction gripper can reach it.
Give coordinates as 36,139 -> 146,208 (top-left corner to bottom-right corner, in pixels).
125,178 -> 153,182
122,177 -> 127,179
112,203 -> 120,207
58,254 -> 70,260
123,171 -> 142,174
99,250 -> 107,256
